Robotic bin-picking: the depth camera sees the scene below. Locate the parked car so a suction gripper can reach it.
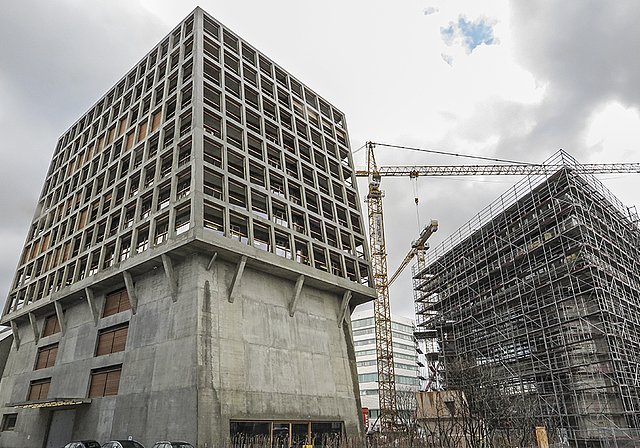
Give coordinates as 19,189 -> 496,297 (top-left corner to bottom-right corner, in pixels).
102,441 -> 145,448
63,442 -> 101,448
151,442 -> 194,448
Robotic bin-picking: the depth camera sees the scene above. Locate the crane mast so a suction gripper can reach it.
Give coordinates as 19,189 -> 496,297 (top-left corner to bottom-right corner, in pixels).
365,142 -> 398,431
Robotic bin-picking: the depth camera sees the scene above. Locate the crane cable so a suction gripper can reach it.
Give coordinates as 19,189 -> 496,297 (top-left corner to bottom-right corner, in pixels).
369,141 -> 535,165
411,173 -> 420,231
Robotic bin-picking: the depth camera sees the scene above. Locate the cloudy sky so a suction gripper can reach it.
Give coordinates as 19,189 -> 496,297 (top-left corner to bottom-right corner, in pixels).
1,0 -> 639,320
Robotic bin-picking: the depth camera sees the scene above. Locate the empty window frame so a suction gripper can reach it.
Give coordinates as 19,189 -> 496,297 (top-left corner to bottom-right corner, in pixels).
229,212 -> 249,244
119,235 -> 132,261
204,167 -> 224,200
155,216 -> 169,245
246,110 -> 261,134
203,202 -> 224,234
288,182 -> 302,206
204,59 -> 220,85
225,74 -> 241,97
103,289 -> 131,317
330,252 -> 343,277
226,123 -> 243,148
176,171 -> 191,200
203,15 -> 220,40
248,135 -> 263,160
136,225 -> 150,253
103,243 -> 116,269
140,194 -> 153,220
269,172 -> 285,198
275,231 -> 291,259
249,161 -> 265,188
96,324 -> 128,356
285,156 -> 298,179
35,344 -> 58,370
251,191 -> 268,219
203,36 -> 220,61
313,246 -> 328,272
204,85 -> 221,110
174,202 -> 191,234
225,97 -> 242,123
267,147 -> 282,170
295,239 -> 310,265
309,217 -> 324,242
244,87 -> 259,110
291,209 -> 306,235
325,224 -> 338,248
157,183 -> 171,210
227,150 -> 245,178
228,179 -> 247,209
272,200 -> 288,227
306,191 -> 319,215
89,365 -> 122,398
178,140 -> 191,167
253,222 -> 271,252
204,137 -> 223,167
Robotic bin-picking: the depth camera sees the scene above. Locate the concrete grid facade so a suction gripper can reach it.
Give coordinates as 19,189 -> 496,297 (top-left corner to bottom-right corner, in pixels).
413,151 -> 640,447
0,8 -> 376,448
351,309 -> 419,429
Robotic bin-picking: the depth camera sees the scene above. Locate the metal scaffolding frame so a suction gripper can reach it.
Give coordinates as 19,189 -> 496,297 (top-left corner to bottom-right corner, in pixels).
413,150 -> 640,447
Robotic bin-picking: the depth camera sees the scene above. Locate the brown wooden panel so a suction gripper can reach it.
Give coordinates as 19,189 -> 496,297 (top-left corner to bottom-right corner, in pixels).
35,350 -> 48,370
40,381 -> 50,399
47,346 -> 57,368
29,379 -> 51,401
89,372 -> 107,398
28,383 -> 41,401
118,290 -> 131,313
112,327 -> 128,353
103,291 -> 121,317
43,315 -> 60,337
104,369 -> 121,396
96,331 -> 115,356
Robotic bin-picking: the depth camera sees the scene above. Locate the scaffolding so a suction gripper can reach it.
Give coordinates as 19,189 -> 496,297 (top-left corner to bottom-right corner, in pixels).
413,150 -> 640,447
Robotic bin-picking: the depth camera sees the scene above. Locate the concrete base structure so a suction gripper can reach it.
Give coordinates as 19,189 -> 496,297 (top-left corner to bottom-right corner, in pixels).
0,244 -> 367,447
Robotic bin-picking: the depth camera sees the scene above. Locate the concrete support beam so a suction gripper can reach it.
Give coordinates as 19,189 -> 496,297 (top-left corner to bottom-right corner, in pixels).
228,256 -> 247,303
54,301 -> 67,335
338,290 -> 352,328
206,252 -> 218,271
162,254 -> 179,302
288,275 -> 305,317
29,313 -> 39,343
85,287 -> 99,325
11,321 -> 20,351
123,271 -> 138,314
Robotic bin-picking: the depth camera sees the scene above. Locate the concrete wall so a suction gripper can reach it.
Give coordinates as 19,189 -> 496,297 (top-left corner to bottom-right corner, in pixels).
198,253 -> 363,446
0,252 -> 363,448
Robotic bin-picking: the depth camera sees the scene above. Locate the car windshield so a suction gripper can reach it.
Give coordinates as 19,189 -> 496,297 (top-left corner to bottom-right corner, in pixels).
119,442 -> 144,448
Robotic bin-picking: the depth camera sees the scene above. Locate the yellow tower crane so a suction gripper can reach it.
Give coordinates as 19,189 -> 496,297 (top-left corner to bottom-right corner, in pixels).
357,141 -> 640,432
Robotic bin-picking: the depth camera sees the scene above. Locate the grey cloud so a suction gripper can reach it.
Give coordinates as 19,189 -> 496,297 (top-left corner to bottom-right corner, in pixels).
0,0 -> 166,306
507,1 -> 640,161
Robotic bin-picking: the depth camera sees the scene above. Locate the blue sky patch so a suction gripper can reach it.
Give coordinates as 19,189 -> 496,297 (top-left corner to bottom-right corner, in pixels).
440,15 -> 498,54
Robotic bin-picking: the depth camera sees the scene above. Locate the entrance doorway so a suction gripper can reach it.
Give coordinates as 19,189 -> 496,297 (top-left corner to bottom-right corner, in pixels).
45,409 -> 76,448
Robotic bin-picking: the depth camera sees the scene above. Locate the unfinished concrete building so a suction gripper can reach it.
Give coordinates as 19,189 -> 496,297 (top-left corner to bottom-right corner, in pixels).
413,151 -> 640,447
0,8 -> 376,447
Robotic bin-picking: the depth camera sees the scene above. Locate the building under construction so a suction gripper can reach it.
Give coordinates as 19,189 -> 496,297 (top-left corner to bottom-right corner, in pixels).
413,150 -> 640,446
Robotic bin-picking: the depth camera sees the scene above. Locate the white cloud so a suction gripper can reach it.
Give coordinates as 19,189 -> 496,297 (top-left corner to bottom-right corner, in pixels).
586,102 -> 640,162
